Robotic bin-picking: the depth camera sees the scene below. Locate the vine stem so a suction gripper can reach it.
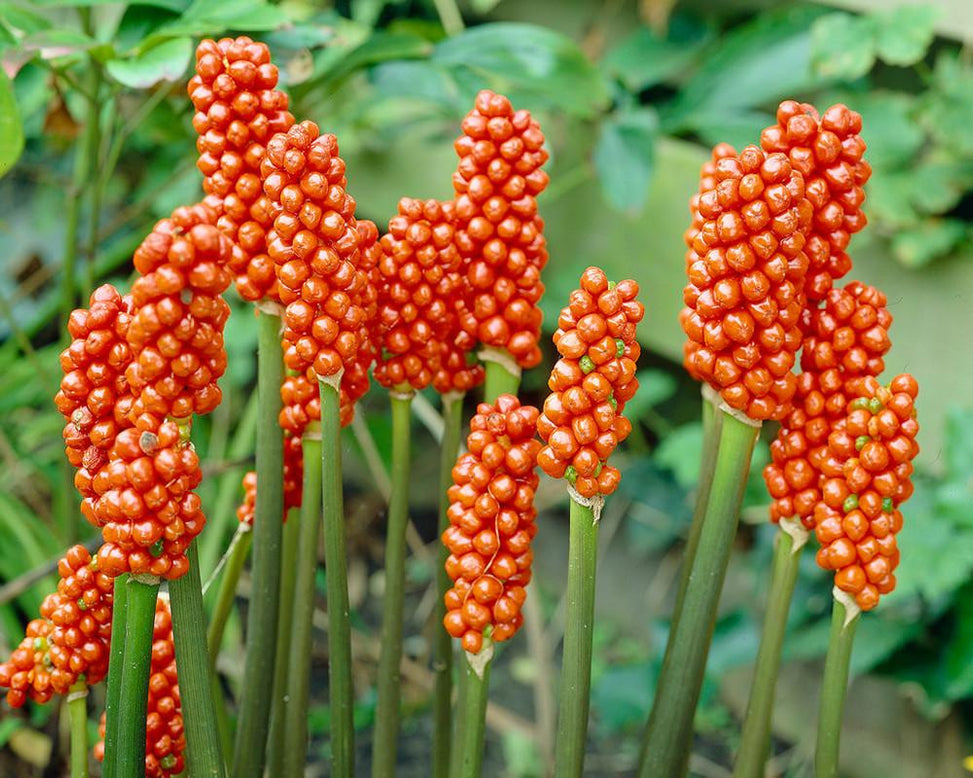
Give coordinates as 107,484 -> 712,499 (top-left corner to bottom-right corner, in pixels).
637,410 -> 760,777
102,572 -> 128,778
68,682 -> 89,778
814,596 -> 860,778
319,377 -> 355,777
433,392 -> 465,778
204,526 -> 253,666
267,508 -> 301,770
732,522 -> 807,778
169,541 -> 226,777
372,389 -> 414,778
458,648 -> 492,778
553,496 -> 599,778
232,310 -> 284,777
278,431 -> 323,774
112,576 -> 161,778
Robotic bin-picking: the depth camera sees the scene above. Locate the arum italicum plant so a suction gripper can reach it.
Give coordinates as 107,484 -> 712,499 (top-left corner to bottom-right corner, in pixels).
0,25 -> 930,778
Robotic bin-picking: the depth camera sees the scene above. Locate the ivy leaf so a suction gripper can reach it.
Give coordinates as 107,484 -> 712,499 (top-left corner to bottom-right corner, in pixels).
875,5 -> 938,66
593,106 -> 658,213
891,220 -> 967,268
0,68 -> 23,178
105,37 -> 192,88
433,22 -> 610,118
810,12 -> 876,80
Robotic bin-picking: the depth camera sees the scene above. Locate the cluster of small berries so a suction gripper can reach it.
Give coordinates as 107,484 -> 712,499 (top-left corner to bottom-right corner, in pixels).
536,268 -> 644,498
0,546 -> 113,707
188,36 -> 295,302
442,396 -> 541,653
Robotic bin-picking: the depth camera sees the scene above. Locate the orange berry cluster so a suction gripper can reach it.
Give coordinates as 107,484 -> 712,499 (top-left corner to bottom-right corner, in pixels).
681,144 -> 812,421
189,36 -> 295,302
372,197 -> 464,391
262,121 -> 366,380
760,101 -> 871,304
127,203 -> 232,420
764,282 -> 893,528
452,90 -> 550,369
0,546 -> 113,707
95,597 -> 185,778
536,268 -> 643,498
442,395 -> 540,653
812,375 -> 919,610
92,419 -> 204,579
55,285 -> 135,526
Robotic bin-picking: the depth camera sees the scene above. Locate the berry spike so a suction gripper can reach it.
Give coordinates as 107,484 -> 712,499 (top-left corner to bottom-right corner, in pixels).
813,374 -> 919,610
536,267 -> 644,498
764,281 -> 893,529
442,395 -> 541,653
189,36 -> 295,303
681,145 -> 812,421
760,101 -> 871,304
452,90 -> 550,369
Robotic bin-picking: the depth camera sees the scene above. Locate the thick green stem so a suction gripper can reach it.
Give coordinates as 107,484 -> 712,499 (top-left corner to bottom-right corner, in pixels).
103,573 -> 128,778
267,508 -> 302,770
814,598 -> 859,778
205,527 -> 253,668
432,0 -> 465,35
733,525 -> 806,778
637,411 -> 759,777
553,497 -> 599,778
372,391 -> 414,778
433,393 -> 464,778
482,355 -> 521,403
319,378 -> 355,777
232,310 -> 284,778
458,650 -> 491,778
672,390 -> 722,623
68,682 -> 89,778
112,577 -> 160,778
169,541 -> 226,777
279,433 -> 323,775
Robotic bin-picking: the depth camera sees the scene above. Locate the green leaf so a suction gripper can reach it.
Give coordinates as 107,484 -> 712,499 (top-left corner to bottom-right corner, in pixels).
943,408 -> 973,480
874,4 -> 938,66
114,5 -> 182,54
470,0 -> 502,13
593,106 -> 657,213
851,91 -> 923,171
0,68 -> 23,178
944,582 -> 973,699
667,5 -> 831,125
810,12 -> 876,80
105,36 -> 192,88
370,60 -> 458,109
432,22 -> 609,118
19,28 -> 98,57
891,220 -> 967,268
155,0 -> 288,40
655,422 -> 703,489
0,3 -> 53,34
921,55 -> 973,156
681,108 -> 774,152
895,493 -> 973,602
601,19 -> 710,92
320,31 -> 432,85
591,661 -> 654,734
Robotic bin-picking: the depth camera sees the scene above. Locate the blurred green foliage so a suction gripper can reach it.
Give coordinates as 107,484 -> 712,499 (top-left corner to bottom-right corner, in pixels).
1,0 -> 972,775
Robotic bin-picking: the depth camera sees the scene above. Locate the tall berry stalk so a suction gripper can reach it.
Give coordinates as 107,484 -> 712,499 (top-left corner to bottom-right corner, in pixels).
68,682 -> 89,778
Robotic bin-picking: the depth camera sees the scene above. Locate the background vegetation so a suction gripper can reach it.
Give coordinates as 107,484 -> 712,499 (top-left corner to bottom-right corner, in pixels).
0,0 -> 972,775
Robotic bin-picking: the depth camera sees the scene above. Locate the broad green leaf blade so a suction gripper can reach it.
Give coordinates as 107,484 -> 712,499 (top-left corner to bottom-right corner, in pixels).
667,5 -> 831,125
891,220 -> 967,267
601,18 -> 711,92
0,69 -> 24,178
105,36 -> 192,87
875,4 -> 938,66
432,22 -> 610,118
593,106 -> 658,213
850,90 -> 923,170
810,12 -> 877,80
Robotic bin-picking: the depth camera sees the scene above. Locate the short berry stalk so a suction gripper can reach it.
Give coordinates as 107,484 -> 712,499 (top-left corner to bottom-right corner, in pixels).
68,681 -> 89,778
102,573 -> 128,778
319,377 -> 355,777
110,575 -> 161,778
815,598 -> 859,778
168,540 -> 226,777
372,389 -> 414,778
433,392 -> 465,778
732,519 -> 807,777
280,428 -> 323,775
638,411 -> 760,777
232,308 -> 285,777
